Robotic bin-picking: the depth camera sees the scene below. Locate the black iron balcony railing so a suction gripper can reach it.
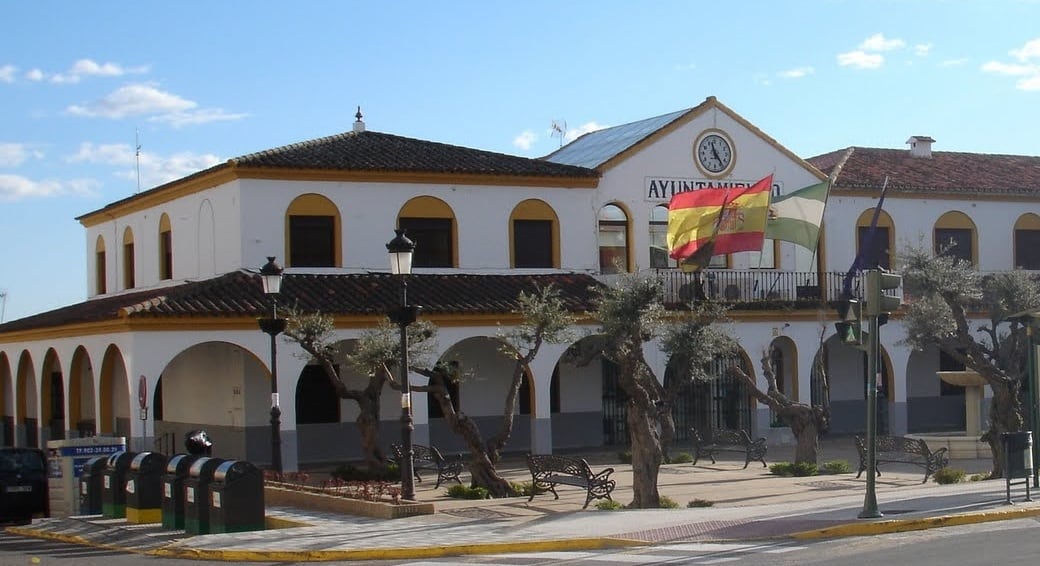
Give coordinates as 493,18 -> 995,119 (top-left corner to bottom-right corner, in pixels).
652,269 -> 876,309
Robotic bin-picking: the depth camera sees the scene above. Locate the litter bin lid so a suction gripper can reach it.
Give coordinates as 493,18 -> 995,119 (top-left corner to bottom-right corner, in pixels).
129,451 -> 167,472
187,456 -> 224,478
212,460 -> 259,482
106,450 -> 137,469
165,454 -> 197,474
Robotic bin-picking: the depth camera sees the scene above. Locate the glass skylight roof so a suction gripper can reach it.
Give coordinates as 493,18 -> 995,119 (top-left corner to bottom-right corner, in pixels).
544,108 -> 690,169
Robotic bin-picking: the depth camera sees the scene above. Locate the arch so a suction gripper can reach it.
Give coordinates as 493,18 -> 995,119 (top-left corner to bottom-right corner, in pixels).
69,346 -> 96,437
121,226 -> 136,289
98,344 -> 131,438
768,336 -> 799,425
16,351 -> 38,447
509,199 -> 560,268
40,348 -> 65,442
649,204 -> 676,269
662,348 -> 755,437
855,208 -> 894,269
1,352 -> 13,446
286,193 -> 341,267
94,235 -> 107,295
598,202 -> 631,274
398,196 -> 457,268
158,212 -> 173,280
934,211 -> 977,266
1013,213 -> 1040,269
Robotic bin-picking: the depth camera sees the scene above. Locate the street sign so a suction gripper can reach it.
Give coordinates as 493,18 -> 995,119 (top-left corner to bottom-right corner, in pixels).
138,375 -> 147,410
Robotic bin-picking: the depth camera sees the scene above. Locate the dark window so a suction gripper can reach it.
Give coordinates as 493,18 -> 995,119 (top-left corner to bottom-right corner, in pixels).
427,378 -> 460,418
1015,229 -> 1040,269
123,242 -> 135,289
295,365 -> 340,424
550,366 -> 561,414
513,219 -> 552,268
517,372 -> 532,415
289,215 -> 335,267
857,226 -> 890,269
399,217 -> 453,268
939,349 -> 967,396
935,228 -> 972,264
160,230 -> 173,280
49,372 -> 64,420
153,377 -> 163,421
96,250 -> 107,294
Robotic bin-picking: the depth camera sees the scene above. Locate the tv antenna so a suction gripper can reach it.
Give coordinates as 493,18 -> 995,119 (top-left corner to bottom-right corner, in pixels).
0,291 -> 7,324
135,129 -> 142,193
550,120 -> 567,148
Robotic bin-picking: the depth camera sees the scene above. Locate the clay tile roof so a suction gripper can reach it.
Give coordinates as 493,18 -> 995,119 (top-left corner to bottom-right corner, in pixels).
809,147 -> 1040,195
0,272 -> 604,333
231,130 -> 599,179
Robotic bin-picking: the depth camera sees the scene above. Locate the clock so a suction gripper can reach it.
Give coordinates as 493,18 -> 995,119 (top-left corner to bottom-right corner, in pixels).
694,130 -> 735,177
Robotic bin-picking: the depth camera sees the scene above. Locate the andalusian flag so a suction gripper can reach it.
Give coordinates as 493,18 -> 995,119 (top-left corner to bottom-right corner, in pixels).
667,175 -> 773,262
765,181 -> 829,252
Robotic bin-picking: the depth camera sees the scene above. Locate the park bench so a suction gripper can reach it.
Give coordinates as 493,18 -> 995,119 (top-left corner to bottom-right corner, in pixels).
390,442 -> 465,489
525,454 -> 616,509
690,428 -> 769,469
854,435 -> 949,483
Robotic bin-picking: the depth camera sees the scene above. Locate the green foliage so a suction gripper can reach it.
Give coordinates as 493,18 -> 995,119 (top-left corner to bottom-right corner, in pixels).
666,452 -> 693,464
617,450 -> 632,464
661,301 -> 739,383
970,472 -> 990,481
820,460 -> 852,474
499,285 -> 576,352
658,495 -> 679,509
330,463 -> 400,482
595,499 -> 625,511
769,461 -> 818,477
688,498 -> 715,508
510,481 -> 536,497
932,467 -> 966,484
446,484 -> 491,499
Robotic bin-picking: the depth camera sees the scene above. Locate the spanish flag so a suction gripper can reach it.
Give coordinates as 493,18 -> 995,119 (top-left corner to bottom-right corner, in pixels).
667,174 -> 773,262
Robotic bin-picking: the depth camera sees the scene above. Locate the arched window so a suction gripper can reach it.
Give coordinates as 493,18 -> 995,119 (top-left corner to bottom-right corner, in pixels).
934,211 -> 977,266
1014,213 -> 1040,269
598,203 -> 629,273
122,227 -> 135,290
95,235 -> 107,295
427,378 -> 460,418
295,365 -> 340,424
287,194 -> 341,267
399,196 -> 457,268
158,213 -> 173,280
510,199 -> 559,268
855,208 -> 894,269
649,205 -> 675,269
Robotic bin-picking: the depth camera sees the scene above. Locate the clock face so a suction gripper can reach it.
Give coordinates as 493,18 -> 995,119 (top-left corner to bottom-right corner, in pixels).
695,132 -> 734,176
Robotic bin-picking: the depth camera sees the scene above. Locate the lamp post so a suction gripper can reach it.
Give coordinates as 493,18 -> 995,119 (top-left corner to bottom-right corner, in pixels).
387,229 -> 418,501
258,256 -> 287,474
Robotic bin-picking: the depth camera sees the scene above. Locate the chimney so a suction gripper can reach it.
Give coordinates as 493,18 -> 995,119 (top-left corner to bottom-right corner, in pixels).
906,135 -> 935,158
353,106 -> 365,133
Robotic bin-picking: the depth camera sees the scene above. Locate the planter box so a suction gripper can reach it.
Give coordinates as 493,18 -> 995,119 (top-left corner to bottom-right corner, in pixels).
264,486 -> 435,519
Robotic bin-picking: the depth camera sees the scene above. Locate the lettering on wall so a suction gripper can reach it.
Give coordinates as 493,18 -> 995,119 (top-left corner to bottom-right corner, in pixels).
645,177 -> 782,202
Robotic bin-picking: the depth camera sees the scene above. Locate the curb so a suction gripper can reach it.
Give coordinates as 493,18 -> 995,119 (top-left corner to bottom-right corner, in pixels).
790,506 -> 1040,539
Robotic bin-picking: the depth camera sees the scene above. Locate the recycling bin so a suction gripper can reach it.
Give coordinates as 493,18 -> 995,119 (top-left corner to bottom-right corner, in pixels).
78,455 -> 109,515
1003,431 -> 1034,479
208,460 -> 265,533
101,451 -> 137,518
161,454 -> 198,530
124,452 -> 168,524
182,457 -> 224,535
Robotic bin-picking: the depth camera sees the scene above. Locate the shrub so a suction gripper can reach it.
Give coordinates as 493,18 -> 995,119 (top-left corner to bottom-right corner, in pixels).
446,484 -> 490,499
510,481 -> 536,497
658,495 -> 679,509
933,467 -> 966,484
769,461 -> 818,477
688,498 -> 715,508
970,472 -> 990,481
820,460 -> 852,474
331,463 -> 400,482
666,452 -> 694,464
595,499 -> 625,510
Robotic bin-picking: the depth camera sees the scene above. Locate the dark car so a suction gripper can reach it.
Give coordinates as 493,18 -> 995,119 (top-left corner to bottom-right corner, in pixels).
0,447 -> 48,524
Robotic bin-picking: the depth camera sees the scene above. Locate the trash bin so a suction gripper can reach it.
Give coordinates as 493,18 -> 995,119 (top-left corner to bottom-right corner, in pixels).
182,457 -> 224,535
101,451 -> 137,519
208,460 -> 265,533
161,454 -> 198,530
1003,431 -> 1034,479
124,452 -> 168,524
79,455 -> 109,515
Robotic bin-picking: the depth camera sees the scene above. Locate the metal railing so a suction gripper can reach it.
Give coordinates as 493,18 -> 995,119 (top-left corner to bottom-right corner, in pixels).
653,269 -> 870,307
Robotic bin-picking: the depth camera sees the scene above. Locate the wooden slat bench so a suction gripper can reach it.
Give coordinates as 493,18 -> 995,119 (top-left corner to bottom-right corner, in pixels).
854,435 -> 949,483
390,442 -> 464,489
525,454 -> 616,509
690,428 -> 769,469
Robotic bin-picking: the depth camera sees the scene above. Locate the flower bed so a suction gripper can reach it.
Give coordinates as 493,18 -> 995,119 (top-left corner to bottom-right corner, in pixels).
263,471 -> 435,519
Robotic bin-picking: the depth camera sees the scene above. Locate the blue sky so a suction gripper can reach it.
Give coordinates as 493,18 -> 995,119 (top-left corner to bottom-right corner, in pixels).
2,1 -> 1040,322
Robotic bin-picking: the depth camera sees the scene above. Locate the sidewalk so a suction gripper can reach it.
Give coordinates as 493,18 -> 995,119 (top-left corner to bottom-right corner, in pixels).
8,438 -> 1040,562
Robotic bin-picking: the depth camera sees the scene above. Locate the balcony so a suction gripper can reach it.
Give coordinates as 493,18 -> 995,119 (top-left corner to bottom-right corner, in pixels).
650,269 -> 872,310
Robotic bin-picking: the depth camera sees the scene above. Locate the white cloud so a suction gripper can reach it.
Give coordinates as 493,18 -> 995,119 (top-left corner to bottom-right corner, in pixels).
0,65 -> 16,83
779,66 -> 815,78
982,39 -> 1040,91
513,130 -> 537,150
941,58 -> 969,67
25,68 -> 44,81
837,50 -> 884,69
149,108 -> 250,128
67,83 -> 248,126
50,58 -> 149,84
67,142 -> 222,188
860,33 -> 906,52
0,143 -> 43,167
565,121 -> 606,142
0,174 -> 98,200
914,43 -> 933,57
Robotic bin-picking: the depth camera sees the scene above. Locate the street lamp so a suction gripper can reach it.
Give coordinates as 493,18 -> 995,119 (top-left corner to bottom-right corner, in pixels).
387,229 -> 418,501
258,256 -> 287,474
